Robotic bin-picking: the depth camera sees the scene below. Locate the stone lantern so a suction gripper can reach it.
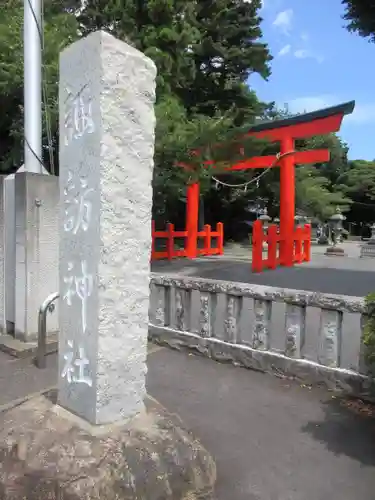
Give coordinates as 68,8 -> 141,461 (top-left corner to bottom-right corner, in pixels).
259,208 -> 271,229
369,223 -> 375,242
325,207 -> 346,256
294,214 -> 303,227
259,208 -> 271,249
360,222 -> 375,258
273,216 -> 280,234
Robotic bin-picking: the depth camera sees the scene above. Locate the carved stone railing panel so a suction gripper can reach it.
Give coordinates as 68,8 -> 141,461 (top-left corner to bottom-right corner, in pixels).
252,299 -> 271,350
152,284 -> 171,327
359,313 -> 369,374
224,294 -> 242,343
284,304 -> 306,358
175,287 -> 192,331
317,309 -> 343,368
199,292 -> 217,338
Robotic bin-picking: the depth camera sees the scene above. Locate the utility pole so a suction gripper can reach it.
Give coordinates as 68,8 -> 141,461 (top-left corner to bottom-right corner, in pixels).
24,0 -> 43,173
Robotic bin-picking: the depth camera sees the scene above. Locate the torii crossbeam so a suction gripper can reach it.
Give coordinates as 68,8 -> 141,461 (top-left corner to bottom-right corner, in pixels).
183,100 -> 355,267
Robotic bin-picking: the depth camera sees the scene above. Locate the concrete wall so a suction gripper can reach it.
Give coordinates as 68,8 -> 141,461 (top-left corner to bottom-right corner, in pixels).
14,172 -> 59,341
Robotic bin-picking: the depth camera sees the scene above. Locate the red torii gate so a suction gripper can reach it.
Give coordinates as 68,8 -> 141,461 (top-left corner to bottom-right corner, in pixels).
184,101 -> 355,267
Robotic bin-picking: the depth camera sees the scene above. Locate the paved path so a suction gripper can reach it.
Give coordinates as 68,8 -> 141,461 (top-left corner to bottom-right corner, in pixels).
152,257 -> 375,297
2,346 -> 375,500
149,348 -> 375,500
0,350 -> 58,409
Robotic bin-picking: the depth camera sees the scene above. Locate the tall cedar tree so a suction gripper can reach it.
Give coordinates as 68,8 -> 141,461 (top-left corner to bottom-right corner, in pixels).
178,0 -> 272,122
76,0 -> 199,97
77,0 -> 272,123
342,0 -> 375,42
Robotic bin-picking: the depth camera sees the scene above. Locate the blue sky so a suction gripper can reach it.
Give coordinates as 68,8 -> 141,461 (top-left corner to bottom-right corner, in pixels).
249,0 -> 375,160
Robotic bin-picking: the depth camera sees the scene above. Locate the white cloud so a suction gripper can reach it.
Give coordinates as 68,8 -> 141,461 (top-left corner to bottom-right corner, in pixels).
272,9 -> 293,35
293,49 -> 324,63
294,49 -> 309,59
300,32 -> 309,42
278,44 -> 291,56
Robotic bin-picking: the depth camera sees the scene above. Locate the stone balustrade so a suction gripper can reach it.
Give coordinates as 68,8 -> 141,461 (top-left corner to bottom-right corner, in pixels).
149,274 -> 375,400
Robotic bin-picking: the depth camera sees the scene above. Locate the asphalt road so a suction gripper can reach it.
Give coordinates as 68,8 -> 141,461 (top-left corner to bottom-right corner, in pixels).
152,258 -> 375,297
148,347 -> 375,500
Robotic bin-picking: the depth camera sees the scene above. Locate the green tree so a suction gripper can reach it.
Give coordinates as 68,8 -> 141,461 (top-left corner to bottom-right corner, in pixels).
153,95 -> 268,225
339,159 -> 375,199
342,0 -> 375,42
295,166 -> 351,220
0,0 -> 272,229
336,159 -> 375,224
76,0 -> 199,97
76,0 -> 272,123
299,133 -> 350,185
178,0 -> 272,120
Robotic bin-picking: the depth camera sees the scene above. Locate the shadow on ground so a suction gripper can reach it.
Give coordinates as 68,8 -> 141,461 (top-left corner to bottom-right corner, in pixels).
147,347 -> 375,500
302,397 -> 375,466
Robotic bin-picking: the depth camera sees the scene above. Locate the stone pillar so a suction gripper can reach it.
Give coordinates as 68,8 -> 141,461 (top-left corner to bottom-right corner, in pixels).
58,31 -> 156,425
14,171 -> 59,341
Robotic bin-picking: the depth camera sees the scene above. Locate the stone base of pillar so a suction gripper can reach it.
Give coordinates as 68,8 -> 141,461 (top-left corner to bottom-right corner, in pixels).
360,242 -> 375,258
0,392 -> 216,500
324,246 -> 347,257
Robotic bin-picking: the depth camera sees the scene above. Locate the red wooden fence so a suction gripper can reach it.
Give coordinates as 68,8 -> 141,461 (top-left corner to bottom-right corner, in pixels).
151,221 -> 224,261
252,221 -> 311,272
